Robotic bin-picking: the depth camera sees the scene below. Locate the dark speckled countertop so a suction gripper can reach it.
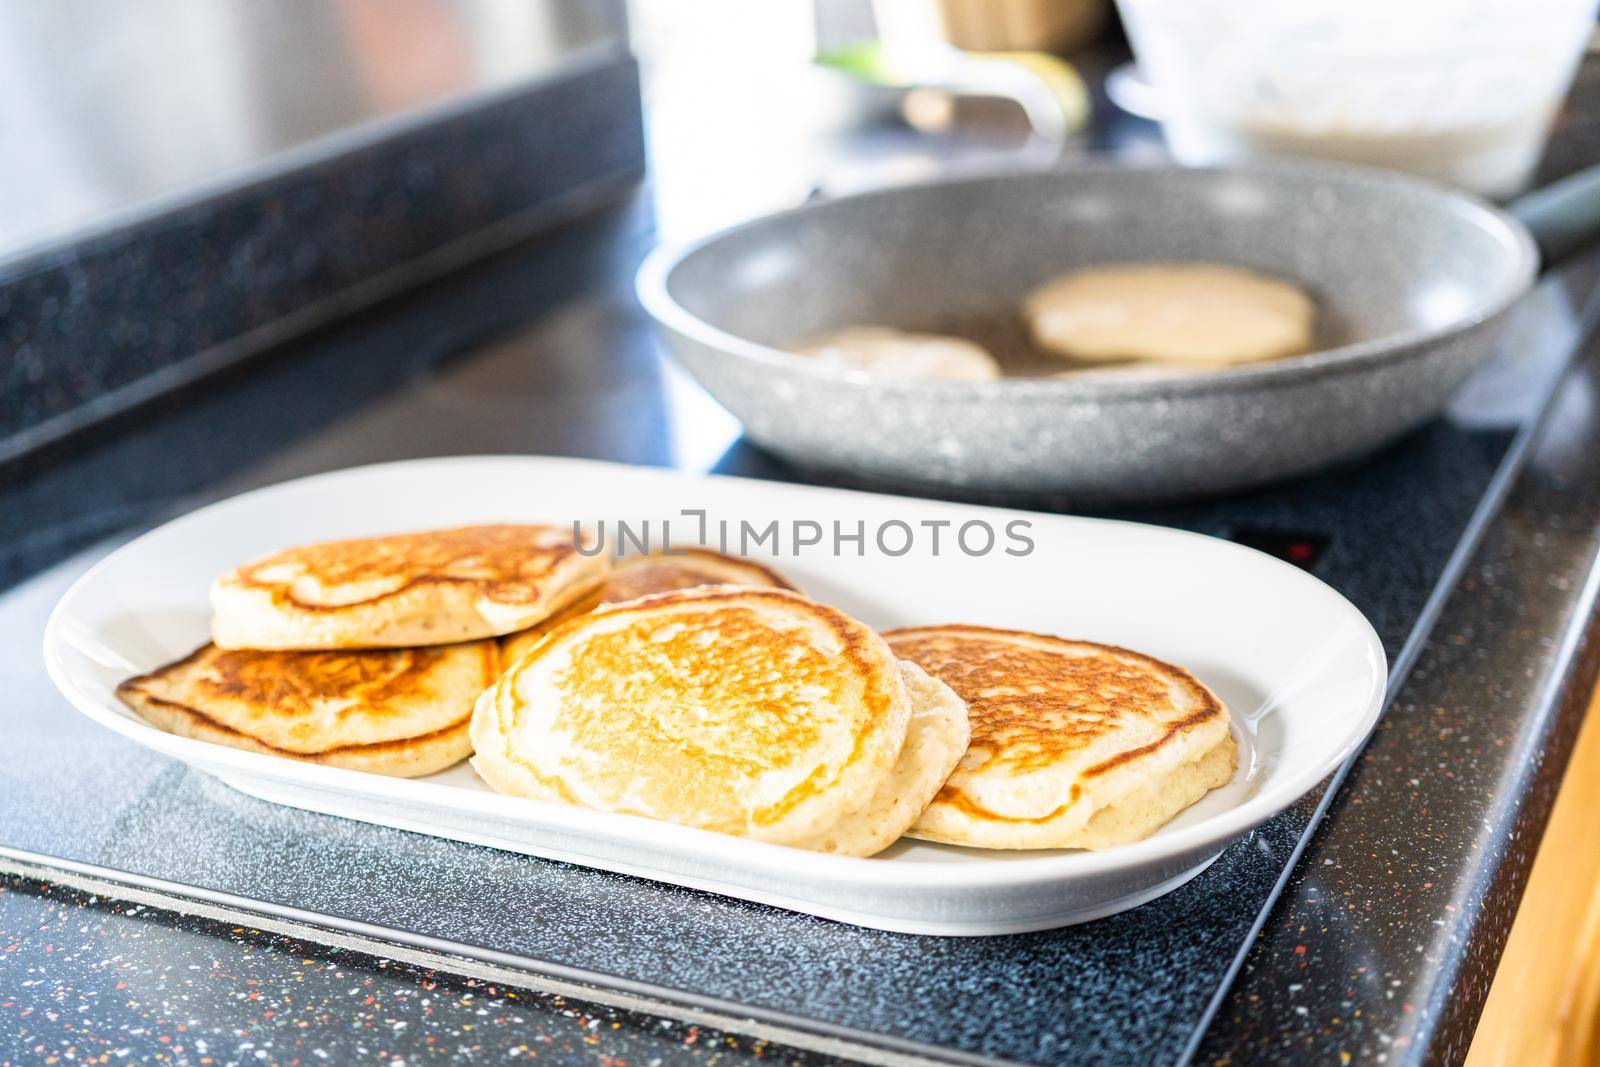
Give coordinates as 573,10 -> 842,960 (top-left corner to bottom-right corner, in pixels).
4,57 -> 1600,1067
0,873 -> 833,1067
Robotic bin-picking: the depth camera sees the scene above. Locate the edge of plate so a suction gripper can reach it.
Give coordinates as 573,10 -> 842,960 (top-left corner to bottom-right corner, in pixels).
40,455 -> 1390,896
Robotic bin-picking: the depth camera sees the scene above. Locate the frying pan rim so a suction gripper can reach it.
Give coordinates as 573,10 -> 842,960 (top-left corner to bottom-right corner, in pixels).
636,160 -> 1539,400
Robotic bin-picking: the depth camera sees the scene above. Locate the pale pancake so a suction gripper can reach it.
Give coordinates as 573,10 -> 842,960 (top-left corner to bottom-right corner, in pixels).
211,524 -> 608,650
499,549 -> 796,667
116,641 -> 496,777
1024,263 -> 1314,366
885,626 -> 1236,850
788,661 -> 969,856
791,327 -> 1001,380
472,587 -> 915,853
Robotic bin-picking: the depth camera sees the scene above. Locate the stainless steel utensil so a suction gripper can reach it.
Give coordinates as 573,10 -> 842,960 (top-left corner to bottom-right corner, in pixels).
638,161 -> 1600,503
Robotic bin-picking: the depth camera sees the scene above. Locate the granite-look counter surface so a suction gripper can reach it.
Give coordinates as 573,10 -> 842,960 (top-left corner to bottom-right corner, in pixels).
7,45 -> 1600,1066
0,872 -> 830,1066
1,181 -> 1598,1064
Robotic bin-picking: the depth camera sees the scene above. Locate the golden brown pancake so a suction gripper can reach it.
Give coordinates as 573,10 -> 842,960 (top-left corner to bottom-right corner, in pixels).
116,641 -> 496,777
497,588 -> 607,671
599,548 -> 795,606
787,659 -> 969,856
472,587 -> 956,855
499,549 -> 795,667
885,625 -> 1236,850
128,698 -> 473,777
211,524 -> 608,650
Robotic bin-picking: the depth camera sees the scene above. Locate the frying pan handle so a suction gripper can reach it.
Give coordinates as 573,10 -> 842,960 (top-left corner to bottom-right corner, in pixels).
1509,163 -> 1600,268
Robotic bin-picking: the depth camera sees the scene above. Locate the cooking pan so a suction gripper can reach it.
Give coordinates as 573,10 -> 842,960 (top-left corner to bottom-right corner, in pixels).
637,160 -> 1600,503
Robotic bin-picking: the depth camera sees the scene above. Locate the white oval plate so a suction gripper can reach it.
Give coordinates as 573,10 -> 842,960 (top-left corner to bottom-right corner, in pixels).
44,456 -> 1386,935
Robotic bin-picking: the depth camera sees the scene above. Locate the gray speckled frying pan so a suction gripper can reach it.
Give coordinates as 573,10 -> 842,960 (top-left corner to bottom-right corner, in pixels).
637,161 -> 1600,503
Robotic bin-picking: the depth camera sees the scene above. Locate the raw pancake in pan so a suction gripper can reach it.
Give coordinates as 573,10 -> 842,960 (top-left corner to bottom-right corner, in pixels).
499,548 -> 796,666
885,625 -> 1236,850
211,524 -> 608,650
789,326 -> 1001,381
472,587 -> 965,855
116,640 -> 498,777
1023,263 -> 1314,366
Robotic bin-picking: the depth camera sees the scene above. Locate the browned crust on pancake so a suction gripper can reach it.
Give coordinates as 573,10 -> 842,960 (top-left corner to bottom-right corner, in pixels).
885,624 -> 1225,822
126,644 -> 490,714
117,641 -> 497,756
534,576 -> 610,626
497,586 -> 607,665
233,524 -> 586,613
125,692 -> 472,757
598,548 -> 796,606
1080,704 -> 1224,778
931,782 -> 1084,824
884,625 -> 1218,689
495,586 -> 899,830
687,549 -> 796,590
549,587 -> 873,674
118,687 -> 474,776
499,552 -> 793,665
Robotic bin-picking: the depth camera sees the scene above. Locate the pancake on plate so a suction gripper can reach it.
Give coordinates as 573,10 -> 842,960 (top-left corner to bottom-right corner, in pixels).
599,547 -> 796,605
472,587 -> 967,856
499,548 -> 796,666
116,640 -> 498,777
885,625 -> 1236,850
211,524 -> 608,650
804,655 -> 968,856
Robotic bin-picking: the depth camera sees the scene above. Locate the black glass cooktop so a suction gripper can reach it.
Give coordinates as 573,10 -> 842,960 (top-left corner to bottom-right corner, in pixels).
1,186 -> 1593,1065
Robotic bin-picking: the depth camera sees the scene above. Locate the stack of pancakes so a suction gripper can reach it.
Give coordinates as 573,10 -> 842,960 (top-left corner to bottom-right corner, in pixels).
120,522 -> 1236,855
120,525 -> 608,777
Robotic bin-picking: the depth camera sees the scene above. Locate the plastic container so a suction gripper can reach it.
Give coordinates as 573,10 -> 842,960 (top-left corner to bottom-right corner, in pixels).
1114,0 -> 1598,197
